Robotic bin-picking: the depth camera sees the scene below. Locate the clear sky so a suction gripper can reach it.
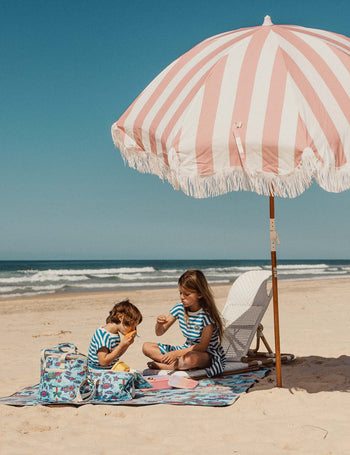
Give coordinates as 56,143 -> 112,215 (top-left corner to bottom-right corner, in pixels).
1,0 -> 350,261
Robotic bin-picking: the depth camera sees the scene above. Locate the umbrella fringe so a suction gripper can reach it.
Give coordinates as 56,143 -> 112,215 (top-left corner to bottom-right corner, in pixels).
114,139 -> 350,199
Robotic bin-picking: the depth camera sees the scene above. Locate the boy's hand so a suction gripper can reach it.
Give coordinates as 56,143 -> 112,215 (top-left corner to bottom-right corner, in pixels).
124,330 -> 137,339
120,335 -> 135,348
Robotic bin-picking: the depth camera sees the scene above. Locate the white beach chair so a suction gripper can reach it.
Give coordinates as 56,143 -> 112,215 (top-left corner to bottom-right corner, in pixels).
143,270 -> 293,378
221,270 -> 273,363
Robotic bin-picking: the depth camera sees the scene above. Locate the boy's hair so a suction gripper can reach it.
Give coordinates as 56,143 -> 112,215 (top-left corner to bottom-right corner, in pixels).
178,270 -> 224,342
106,300 -> 142,327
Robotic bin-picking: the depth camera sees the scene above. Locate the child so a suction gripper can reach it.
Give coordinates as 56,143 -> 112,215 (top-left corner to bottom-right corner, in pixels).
88,299 -> 142,370
142,270 -> 226,377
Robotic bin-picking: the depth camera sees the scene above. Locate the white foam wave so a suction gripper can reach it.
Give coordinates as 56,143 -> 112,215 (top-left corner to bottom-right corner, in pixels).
277,269 -> 347,276
0,290 -> 56,299
279,275 -> 350,283
0,286 -> 20,293
70,278 -> 231,290
0,267 -> 157,284
204,266 -> 263,273
71,281 -> 179,289
0,274 -> 88,284
205,271 -> 241,278
76,267 -> 156,275
116,273 -> 180,281
116,273 -> 144,280
208,279 -> 231,284
0,284 -> 66,294
159,268 -> 185,273
277,264 -> 329,270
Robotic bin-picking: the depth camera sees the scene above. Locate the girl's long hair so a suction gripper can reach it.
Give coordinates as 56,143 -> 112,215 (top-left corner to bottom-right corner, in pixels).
178,270 -> 224,342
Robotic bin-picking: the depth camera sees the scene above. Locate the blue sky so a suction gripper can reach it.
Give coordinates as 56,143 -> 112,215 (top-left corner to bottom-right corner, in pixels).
1,0 -> 350,260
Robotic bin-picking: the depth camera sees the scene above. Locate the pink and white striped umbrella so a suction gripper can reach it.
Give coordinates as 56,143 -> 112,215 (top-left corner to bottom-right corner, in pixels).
111,16 -> 350,387
112,15 -> 350,198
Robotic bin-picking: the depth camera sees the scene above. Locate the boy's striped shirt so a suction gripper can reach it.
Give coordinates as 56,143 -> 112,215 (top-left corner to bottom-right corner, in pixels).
88,327 -> 120,369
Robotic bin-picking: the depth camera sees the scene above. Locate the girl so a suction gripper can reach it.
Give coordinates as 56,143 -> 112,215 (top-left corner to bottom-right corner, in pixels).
88,299 -> 142,370
143,270 -> 226,377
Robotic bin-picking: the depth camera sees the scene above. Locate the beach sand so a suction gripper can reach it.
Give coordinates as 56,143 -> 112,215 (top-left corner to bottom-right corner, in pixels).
0,279 -> 350,454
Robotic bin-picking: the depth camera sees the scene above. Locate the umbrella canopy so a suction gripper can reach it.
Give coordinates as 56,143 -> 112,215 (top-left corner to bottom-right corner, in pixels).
112,15 -> 350,198
111,16 -> 350,386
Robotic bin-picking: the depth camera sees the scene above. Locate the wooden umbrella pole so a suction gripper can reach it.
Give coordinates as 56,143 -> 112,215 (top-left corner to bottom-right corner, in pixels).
269,194 -> 282,387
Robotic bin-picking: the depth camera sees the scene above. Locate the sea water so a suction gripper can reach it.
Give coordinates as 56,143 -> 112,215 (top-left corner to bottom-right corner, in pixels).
0,259 -> 349,299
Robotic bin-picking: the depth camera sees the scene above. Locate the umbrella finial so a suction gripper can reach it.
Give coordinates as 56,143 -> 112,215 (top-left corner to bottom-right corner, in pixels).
262,15 -> 273,26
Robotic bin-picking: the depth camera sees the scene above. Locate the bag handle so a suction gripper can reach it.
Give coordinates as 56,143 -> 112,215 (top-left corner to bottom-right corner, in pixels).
57,352 -> 88,370
41,343 -> 79,370
56,343 -> 78,353
73,377 -> 96,403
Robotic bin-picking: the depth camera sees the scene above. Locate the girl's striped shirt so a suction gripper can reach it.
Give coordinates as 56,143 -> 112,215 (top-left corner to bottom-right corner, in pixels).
164,302 -> 225,377
172,303 -> 225,366
170,303 -> 215,344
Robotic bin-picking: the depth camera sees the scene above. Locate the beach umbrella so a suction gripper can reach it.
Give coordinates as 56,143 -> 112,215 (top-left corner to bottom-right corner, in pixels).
111,15 -> 350,387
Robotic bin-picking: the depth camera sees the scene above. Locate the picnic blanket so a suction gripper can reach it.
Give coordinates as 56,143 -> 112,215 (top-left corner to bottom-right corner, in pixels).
0,369 -> 269,407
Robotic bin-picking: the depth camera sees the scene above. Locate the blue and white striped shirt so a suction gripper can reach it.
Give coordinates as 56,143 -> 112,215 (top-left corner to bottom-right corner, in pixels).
88,327 -> 120,369
170,303 -> 220,351
158,303 -> 226,377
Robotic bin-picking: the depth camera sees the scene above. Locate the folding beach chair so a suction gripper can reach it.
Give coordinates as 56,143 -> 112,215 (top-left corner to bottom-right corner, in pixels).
143,270 -> 294,378
221,270 -> 274,364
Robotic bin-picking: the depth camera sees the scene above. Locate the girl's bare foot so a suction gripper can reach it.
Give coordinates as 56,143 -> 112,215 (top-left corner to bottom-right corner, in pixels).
147,360 -> 177,370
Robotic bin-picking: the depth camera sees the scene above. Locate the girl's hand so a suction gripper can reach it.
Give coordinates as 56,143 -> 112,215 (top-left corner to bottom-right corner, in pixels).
160,350 -> 179,364
155,313 -> 175,336
156,315 -> 168,325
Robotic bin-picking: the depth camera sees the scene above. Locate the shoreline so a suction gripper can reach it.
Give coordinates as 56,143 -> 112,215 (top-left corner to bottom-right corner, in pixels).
1,275 -> 350,307
1,258 -> 349,301
0,283 -> 231,314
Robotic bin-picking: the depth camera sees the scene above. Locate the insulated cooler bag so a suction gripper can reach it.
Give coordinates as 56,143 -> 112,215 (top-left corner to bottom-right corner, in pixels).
39,343 -> 94,404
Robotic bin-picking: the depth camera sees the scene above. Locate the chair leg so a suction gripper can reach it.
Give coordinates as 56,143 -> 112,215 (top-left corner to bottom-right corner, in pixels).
243,324 -> 295,364
260,334 -> 273,354
250,324 -> 273,355
253,327 -> 261,352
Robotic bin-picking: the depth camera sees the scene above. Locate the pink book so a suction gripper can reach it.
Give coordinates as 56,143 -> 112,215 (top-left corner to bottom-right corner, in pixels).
168,376 -> 199,389
140,376 -> 173,391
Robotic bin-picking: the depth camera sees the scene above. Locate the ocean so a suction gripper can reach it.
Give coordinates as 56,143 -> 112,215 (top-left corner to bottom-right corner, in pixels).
0,259 -> 349,299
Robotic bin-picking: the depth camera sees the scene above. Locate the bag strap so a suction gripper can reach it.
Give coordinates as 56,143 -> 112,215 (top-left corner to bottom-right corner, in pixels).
58,352 -> 70,370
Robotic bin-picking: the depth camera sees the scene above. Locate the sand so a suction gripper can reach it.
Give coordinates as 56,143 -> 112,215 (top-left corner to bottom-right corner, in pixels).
0,279 -> 350,454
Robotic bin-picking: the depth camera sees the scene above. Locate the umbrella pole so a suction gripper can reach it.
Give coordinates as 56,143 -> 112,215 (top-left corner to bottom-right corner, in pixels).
269,194 -> 282,387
